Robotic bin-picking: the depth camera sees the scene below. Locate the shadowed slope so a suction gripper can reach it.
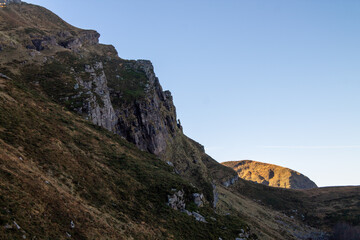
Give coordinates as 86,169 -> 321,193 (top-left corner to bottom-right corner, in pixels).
0,72 -> 255,239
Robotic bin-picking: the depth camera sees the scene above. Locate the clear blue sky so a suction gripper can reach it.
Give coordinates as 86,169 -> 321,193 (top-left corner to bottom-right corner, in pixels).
26,0 -> 360,187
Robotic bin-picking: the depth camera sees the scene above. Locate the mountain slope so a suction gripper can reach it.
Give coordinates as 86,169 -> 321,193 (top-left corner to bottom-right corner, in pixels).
222,177 -> 360,234
222,160 -> 317,189
0,3 -> 359,240
0,2 -> 237,206
0,62 -> 256,239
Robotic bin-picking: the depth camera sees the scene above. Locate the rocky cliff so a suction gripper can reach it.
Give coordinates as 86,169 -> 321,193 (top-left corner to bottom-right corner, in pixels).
0,3 -> 182,156
222,160 -> 318,189
0,2 -> 237,205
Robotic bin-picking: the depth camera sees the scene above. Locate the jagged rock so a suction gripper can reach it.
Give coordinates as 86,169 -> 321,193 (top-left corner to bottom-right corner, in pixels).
78,30 -> 100,46
31,39 -> 44,51
180,209 -> 208,223
57,30 -> 99,51
192,212 -> 207,223
0,73 -> 10,80
4,224 -> 13,229
169,190 -> 206,223
26,30 -> 99,52
222,175 -> 239,187
212,183 -> 219,208
181,209 -> 192,216
30,36 -> 58,51
192,193 -> 204,207
167,190 -> 185,210
13,221 -> 21,229
114,60 -> 179,156
70,220 -> 75,229
75,62 -> 118,132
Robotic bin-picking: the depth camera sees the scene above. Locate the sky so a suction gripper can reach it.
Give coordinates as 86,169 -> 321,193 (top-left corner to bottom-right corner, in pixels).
26,0 -> 360,187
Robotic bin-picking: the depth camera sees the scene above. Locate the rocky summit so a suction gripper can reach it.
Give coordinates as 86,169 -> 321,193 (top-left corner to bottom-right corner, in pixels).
222,160 -> 318,189
0,2 -> 359,240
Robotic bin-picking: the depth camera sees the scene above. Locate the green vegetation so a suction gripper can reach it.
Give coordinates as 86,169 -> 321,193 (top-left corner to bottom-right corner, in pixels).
229,178 -> 360,231
102,57 -> 148,104
19,61 -> 89,112
0,72 -> 255,239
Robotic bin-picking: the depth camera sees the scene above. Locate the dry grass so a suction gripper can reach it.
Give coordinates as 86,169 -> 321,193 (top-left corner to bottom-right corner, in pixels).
222,160 -> 317,189
0,66 -> 256,239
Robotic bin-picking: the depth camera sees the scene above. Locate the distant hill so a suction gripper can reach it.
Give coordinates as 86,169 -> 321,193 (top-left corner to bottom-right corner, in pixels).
222,160 -> 317,189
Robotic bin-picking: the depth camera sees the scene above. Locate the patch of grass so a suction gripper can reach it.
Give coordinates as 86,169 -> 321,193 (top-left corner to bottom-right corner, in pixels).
101,58 -> 148,104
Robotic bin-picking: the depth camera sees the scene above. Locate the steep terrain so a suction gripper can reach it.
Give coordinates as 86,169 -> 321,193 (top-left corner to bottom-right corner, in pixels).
0,1 -> 236,204
222,160 -> 317,189
0,3 -> 249,239
0,2 -> 359,240
0,73 -> 258,239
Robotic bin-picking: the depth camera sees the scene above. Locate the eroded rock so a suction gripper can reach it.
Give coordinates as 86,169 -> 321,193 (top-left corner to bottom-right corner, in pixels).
222,175 -> 239,187
75,62 -> 118,132
167,190 -> 185,210
192,193 -> 204,207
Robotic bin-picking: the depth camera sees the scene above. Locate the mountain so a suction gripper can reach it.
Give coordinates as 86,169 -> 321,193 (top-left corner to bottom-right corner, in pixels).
0,3 -> 248,239
0,2 -> 359,240
222,160 -> 317,189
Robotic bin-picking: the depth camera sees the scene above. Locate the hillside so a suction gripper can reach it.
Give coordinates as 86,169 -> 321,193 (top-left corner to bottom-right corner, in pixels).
0,72 -> 261,239
222,178 -> 360,236
222,160 -> 317,189
0,3 -> 252,239
0,0 -> 237,201
0,2 -> 359,240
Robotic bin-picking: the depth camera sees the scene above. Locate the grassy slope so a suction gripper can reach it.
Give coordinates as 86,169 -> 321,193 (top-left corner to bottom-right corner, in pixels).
226,178 -> 360,232
0,74 -> 257,239
0,3 -> 239,207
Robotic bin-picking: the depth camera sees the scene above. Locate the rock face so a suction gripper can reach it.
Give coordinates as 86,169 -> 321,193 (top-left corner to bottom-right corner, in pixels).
167,190 -> 186,210
222,175 -> 239,187
0,4 -> 177,157
109,60 -> 179,156
0,2 -> 238,206
75,62 -> 118,132
222,160 -> 317,189
192,193 -> 204,207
